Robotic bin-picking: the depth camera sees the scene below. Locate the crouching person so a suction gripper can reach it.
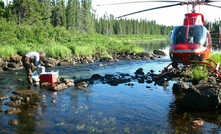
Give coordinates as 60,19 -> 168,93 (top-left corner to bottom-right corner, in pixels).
22,52 -> 46,89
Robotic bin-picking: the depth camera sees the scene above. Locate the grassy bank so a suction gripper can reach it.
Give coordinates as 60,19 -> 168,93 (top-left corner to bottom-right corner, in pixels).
190,53 -> 221,81
209,53 -> 221,63
0,21 -> 166,59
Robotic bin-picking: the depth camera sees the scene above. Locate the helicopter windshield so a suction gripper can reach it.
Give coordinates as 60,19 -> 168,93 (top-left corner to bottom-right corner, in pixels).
171,25 -> 207,45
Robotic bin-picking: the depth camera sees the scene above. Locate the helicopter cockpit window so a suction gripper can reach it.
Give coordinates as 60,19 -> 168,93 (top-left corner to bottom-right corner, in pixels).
172,26 -> 187,44
172,25 -> 207,46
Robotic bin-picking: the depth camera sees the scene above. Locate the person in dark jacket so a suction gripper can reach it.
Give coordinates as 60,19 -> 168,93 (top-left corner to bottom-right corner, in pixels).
22,52 -> 46,88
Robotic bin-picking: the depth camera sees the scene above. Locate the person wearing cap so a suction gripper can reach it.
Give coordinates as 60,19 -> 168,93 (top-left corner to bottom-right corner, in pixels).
22,52 -> 46,88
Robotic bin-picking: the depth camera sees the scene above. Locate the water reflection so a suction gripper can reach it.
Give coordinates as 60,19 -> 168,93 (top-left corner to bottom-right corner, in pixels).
136,40 -> 170,52
168,101 -> 221,134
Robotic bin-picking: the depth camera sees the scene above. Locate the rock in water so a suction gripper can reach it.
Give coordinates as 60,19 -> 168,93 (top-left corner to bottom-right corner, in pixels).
0,96 -> 8,101
5,108 -> 21,115
172,82 -> 221,110
12,90 -> 37,97
62,79 -> 74,84
8,119 -> 19,126
10,96 -> 24,101
76,81 -> 88,90
136,52 -> 151,59
90,74 -> 103,80
5,101 -> 22,107
153,50 -> 166,56
192,119 -> 204,129
51,99 -> 56,104
49,79 -> 75,91
41,82 -> 51,88
58,61 -> 70,66
135,68 -> 145,76
51,83 -> 68,91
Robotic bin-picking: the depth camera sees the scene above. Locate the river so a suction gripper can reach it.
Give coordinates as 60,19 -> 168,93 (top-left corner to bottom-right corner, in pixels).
0,40 -> 221,134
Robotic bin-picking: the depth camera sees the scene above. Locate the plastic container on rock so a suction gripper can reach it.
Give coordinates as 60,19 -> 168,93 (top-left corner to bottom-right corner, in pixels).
39,66 -> 59,87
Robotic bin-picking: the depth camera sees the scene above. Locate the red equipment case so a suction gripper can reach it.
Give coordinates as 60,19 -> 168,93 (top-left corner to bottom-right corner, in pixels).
39,74 -> 58,87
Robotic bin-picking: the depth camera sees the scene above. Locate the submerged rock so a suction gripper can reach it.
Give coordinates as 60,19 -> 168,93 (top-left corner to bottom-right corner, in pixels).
12,90 -> 37,97
0,96 -> 8,101
5,100 -> 22,107
76,81 -> 88,89
51,99 -> 56,104
192,119 -> 204,129
10,96 -> 24,101
8,119 -> 19,126
41,82 -> 51,88
5,95 -> 32,107
5,108 -> 22,115
104,74 -> 132,86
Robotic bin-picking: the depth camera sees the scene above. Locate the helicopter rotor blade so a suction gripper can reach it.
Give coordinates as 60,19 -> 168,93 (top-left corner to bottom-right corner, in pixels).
205,3 -> 221,8
205,0 -> 221,2
117,3 -> 181,18
96,0 -> 221,7
97,1 -> 182,6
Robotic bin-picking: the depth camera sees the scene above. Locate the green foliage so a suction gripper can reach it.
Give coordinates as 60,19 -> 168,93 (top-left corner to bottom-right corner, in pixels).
209,53 -> 221,64
0,0 -> 171,59
192,65 -> 208,81
0,46 -> 17,58
205,21 -> 221,45
42,44 -> 72,59
0,22 -> 149,58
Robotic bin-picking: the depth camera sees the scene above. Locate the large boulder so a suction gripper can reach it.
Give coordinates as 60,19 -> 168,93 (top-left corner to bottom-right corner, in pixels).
173,81 -> 221,110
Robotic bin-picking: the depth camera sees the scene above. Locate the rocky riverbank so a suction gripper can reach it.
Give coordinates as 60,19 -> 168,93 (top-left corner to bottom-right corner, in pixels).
0,50 -> 165,72
154,66 -> 221,111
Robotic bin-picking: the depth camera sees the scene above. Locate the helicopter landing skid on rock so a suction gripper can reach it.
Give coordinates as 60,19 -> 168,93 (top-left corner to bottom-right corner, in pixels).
157,58 -> 221,79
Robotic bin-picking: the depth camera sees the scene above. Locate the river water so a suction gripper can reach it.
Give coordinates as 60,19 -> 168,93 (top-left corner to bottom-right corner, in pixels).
0,40 -> 221,134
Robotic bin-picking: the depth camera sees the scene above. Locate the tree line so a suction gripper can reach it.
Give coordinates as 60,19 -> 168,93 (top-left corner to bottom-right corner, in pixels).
205,21 -> 221,45
0,0 -> 172,35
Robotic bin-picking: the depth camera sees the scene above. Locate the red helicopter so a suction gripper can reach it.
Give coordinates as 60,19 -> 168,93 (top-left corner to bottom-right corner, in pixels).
99,0 -> 221,77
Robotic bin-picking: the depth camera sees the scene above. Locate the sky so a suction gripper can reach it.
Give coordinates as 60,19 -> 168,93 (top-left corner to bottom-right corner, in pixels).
92,0 -> 221,26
